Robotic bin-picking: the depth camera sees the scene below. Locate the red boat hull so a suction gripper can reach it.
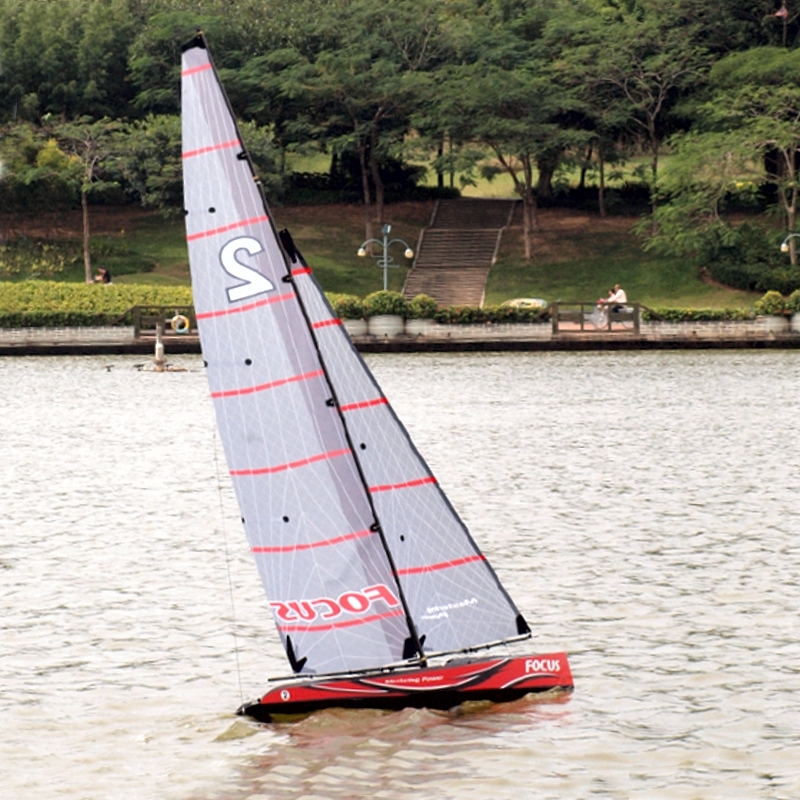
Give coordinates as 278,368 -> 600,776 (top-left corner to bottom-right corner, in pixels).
238,653 -> 572,721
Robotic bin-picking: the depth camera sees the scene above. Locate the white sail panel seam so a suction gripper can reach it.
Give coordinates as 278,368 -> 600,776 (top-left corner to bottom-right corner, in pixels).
195,290 -> 295,319
229,446 -> 351,476
183,138 -> 241,159
251,527 -> 375,553
210,368 -> 324,399
187,214 -> 270,242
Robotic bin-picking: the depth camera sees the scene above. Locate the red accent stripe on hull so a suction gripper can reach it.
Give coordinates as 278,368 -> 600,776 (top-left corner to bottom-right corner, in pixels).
397,553 -> 485,576
182,63 -> 212,77
292,267 -> 312,276
370,476 -> 437,493
187,214 -> 269,242
277,607 -> 404,632
211,369 -> 323,399
231,447 -> 351,477
252,528 -> 374,553
183,139 -> 240,159
196,291 -> 294,320
340,397 -> 388,413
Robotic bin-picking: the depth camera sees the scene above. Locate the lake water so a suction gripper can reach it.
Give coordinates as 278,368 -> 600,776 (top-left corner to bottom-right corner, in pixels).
1,350 -> 799,799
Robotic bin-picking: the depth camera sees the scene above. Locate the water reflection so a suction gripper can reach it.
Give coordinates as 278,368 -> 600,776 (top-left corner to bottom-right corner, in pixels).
1,351 -> 799,799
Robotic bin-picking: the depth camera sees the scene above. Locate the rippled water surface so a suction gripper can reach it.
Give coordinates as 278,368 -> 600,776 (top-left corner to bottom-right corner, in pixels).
1,351 -> 799,799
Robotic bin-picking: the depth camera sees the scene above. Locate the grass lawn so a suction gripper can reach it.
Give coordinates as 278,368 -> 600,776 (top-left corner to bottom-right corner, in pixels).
0,193 -> 762,309
486,209 -> 760,309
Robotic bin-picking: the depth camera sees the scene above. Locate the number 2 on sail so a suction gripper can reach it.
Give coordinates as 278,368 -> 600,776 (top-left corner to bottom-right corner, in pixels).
220,236 -> 274,302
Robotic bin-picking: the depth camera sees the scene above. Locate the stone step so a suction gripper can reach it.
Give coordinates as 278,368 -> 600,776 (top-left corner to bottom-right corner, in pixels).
431,198 -> 517,229
403,199 -> 518,307
413,229 -> 501,269
403,267 -> 490,307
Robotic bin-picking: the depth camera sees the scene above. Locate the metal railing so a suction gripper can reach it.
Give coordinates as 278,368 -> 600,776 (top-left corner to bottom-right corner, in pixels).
122,306 -> 197,338
551,302 -> 641,335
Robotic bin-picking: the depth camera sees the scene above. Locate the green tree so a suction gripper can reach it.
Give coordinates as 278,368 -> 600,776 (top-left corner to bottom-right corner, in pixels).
423,0 -> 584,259
643,47 -> 800,266
568,2 -> 710,219
52,117 -> 125,281
257,0 -> 450,244
0,0 -> 136,121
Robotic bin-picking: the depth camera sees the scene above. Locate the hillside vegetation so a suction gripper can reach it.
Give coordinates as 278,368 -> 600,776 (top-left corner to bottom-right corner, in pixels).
0,202 -> 761,309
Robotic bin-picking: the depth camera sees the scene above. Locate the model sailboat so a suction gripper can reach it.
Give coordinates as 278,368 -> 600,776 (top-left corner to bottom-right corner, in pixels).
181,33 -> 572,720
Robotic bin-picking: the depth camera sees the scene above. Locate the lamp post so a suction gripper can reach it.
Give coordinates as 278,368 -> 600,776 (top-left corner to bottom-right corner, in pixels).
357,223 -> 414,291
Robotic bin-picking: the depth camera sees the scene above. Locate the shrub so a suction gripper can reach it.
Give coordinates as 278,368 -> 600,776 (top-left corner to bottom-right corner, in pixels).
786,289 -> 800,314
363,290 -> 409,318
754,290 -> 786,316
406,294 -> 439,319
330,293 -> 366,320
755,268 -> 800,295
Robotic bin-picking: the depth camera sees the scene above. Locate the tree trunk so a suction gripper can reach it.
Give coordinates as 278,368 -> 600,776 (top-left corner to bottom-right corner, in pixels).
369,127 -> 384,226
780,146 -> 797,266
437,141 -> 444,189
598,151 -> 606,218
522,191 -> 538,261
579,144 -> 592,190
82,189 -> 92,283
357,138 -> 373,252
650,124 -> 660,228
536,155 -> 556,199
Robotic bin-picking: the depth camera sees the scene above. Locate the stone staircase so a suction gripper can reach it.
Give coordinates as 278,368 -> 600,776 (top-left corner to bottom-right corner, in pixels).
403,199 -> 517,307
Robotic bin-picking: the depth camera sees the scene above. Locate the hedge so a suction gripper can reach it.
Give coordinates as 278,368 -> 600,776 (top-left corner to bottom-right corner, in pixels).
7,281 -> 793,329
641,307 -> 756,322
0,281 -> 193,328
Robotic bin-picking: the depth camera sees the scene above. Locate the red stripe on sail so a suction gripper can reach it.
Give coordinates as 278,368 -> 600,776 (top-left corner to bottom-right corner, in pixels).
196,291 -> 294,320
369,476 -> 437,493
291,267 -> 312,276
186,215 -> 269,242
182,139 -> 240,159
341,397 -> 388,413
182,63 -> 212,77
398,554 -> 485,576
277,608 -> 404,633
312,318 -> 341,330
211,369 -> 323,399
230,447 -> 351,477
251,528 -> 373,554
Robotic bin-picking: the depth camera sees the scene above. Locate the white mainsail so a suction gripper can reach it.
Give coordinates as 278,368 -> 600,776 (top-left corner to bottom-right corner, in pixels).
181,35 -> 529,676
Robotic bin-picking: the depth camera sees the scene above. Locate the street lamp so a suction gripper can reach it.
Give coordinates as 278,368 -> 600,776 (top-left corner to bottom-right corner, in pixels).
357,223 -> 414,291
780,232 -> 800,253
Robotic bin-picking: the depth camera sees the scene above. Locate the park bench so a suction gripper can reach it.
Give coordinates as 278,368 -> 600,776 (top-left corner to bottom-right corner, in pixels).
551,302 -> 641,335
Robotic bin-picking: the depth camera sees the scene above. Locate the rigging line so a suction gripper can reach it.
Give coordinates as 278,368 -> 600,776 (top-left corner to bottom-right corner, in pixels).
191,32 -> 425,664
211,422 -> 244,704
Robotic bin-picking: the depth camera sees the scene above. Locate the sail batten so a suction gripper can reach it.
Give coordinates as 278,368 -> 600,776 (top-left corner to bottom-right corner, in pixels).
182,34 -> 528,677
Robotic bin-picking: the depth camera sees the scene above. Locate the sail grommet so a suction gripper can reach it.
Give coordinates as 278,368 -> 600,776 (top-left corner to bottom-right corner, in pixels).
245,358 -> 252,365
171,314 -> 190,334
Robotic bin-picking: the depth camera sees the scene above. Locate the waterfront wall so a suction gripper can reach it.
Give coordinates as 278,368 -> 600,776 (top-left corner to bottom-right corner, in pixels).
2,318 -> 800,355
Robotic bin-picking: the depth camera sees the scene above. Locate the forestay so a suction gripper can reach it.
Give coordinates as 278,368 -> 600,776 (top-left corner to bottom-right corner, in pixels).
181,35 -> 528,677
